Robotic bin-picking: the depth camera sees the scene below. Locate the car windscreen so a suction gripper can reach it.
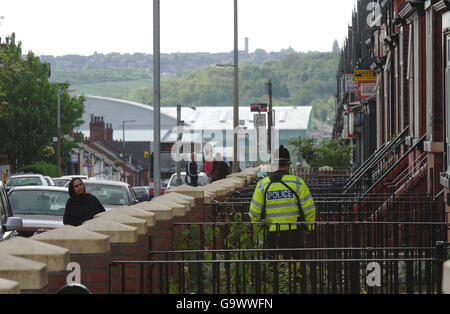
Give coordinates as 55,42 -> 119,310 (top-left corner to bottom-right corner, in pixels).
169,174 -> 186,187
53,179 -> 70,187
84,183 -> 129,206
133,187 -> 148,194
9,190 -> 69,216
6,177 -> 42,187
169,174 -> 208,187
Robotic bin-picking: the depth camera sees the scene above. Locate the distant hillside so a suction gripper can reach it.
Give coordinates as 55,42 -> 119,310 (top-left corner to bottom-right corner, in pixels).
41,48 -> 300,83
41,49 -> 339,129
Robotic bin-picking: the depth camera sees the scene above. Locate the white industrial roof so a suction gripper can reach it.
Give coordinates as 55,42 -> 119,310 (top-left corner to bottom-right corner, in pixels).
159,106 -> 312,131
78,96 -> 312,141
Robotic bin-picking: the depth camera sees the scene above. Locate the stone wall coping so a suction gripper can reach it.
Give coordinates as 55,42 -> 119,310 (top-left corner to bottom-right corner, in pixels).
153,195 -> 192,212
0,278 -> 20,294
206,183 -> 232,195
443,260 -> 450,294
160,192 -> 195,207
211,180 -> 235,193
227,177 -> 246,188
0,253 -> 48,290
32,225 -> 110,254
80,218 -> 138,244
203,190 -> 214,203
94,212 -> 147,235
165,185 -> 204,199
150,199 -> 186,216
0,237 -> 70,273
96,207 -> 156,227
130,202 -> 173,221
206,183 -> 229,195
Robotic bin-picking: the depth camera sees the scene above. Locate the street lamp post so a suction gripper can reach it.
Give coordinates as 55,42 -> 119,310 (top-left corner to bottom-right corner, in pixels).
233,0 -> 239,174
57,88 -> 61,177
154,0 -> 161,197
122,120 -> 136,183
217,0 -> 239,173
176,105 -> 196,186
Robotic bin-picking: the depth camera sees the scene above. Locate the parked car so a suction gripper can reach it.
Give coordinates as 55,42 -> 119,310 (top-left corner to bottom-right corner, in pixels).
0,181 -> 23,241
53,175 -> 88,187
65,179 -> 139,210
44,176 -> 55,186
148,180 -> 166,199
5,174 -> 49,192
132,186 -> 151,202
166,172 -> 209,190
52,177 -> 70,187
8,186 -> 68,237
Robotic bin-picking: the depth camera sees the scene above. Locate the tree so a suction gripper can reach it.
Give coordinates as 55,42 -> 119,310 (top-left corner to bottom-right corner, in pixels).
289,137 -> 353,169
0,34 -> 85,170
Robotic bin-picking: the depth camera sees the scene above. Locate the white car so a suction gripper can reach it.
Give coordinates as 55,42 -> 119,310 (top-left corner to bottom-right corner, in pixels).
5,174 -> 49,192
65,179 -> 139,210
166,172 -> 209,190
44,176 -> 55,186
53,175 -> 89,187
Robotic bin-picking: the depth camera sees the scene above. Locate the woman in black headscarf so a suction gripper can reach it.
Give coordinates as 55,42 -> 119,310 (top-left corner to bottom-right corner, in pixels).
63,178 -> 105,226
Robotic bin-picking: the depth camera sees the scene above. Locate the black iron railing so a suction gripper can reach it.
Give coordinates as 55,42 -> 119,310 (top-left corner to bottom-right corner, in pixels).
110,241 -> 450,294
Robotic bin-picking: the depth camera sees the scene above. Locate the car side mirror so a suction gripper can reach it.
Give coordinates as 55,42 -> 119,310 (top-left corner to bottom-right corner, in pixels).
3,217 -> 23,231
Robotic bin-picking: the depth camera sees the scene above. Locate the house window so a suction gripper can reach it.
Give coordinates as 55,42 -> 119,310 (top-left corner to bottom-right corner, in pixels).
446,34 -> 450,175
413,18 -> 420,139
407,24 -> 414,139
426,8 -> 433,141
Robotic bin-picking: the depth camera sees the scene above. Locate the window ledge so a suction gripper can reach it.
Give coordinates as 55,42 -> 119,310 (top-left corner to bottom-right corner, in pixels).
405,136 -> 414,146
424,141 -> 444,153
440,173 -> 450,189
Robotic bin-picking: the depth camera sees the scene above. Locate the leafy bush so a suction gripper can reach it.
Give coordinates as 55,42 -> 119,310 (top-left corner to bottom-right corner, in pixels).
18,161 -> 58,177
289,137 -> 354,169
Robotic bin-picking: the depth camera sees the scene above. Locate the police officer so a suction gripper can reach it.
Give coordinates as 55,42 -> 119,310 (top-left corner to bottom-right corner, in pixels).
249,145 -> 316,254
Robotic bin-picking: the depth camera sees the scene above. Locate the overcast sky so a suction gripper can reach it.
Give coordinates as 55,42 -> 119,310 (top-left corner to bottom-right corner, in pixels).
1,0 -> 357,56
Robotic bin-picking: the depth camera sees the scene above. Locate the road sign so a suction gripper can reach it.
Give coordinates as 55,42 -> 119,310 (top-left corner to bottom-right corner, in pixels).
254,114 -> 267,127
354,70 -> 376,82
83,157 -> 92,168
251,103 -> 268,112
177,120 -> 184,141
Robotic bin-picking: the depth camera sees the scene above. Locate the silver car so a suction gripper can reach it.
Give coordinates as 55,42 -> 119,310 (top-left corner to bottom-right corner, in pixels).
5,174 -> 49,192
0,181 -> 23,241
66,179 -> 139,210
8,186 -> 68,236
166,172 -> 209,189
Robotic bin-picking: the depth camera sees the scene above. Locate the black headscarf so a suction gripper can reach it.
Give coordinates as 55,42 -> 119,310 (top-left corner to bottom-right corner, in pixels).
64,177 -> 105,226
68,177 -> 86,198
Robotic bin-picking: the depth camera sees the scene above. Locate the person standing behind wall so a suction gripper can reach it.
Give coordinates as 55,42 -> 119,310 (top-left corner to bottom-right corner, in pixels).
63,178 -> 106,226
211,153 -> 231,182
203,152 -> 214,182
186,153 -> 199,187
249,145 -> 316,255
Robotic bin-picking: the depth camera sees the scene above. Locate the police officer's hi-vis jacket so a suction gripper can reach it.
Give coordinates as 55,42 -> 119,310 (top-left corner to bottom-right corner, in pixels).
249,172 -> 316,232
